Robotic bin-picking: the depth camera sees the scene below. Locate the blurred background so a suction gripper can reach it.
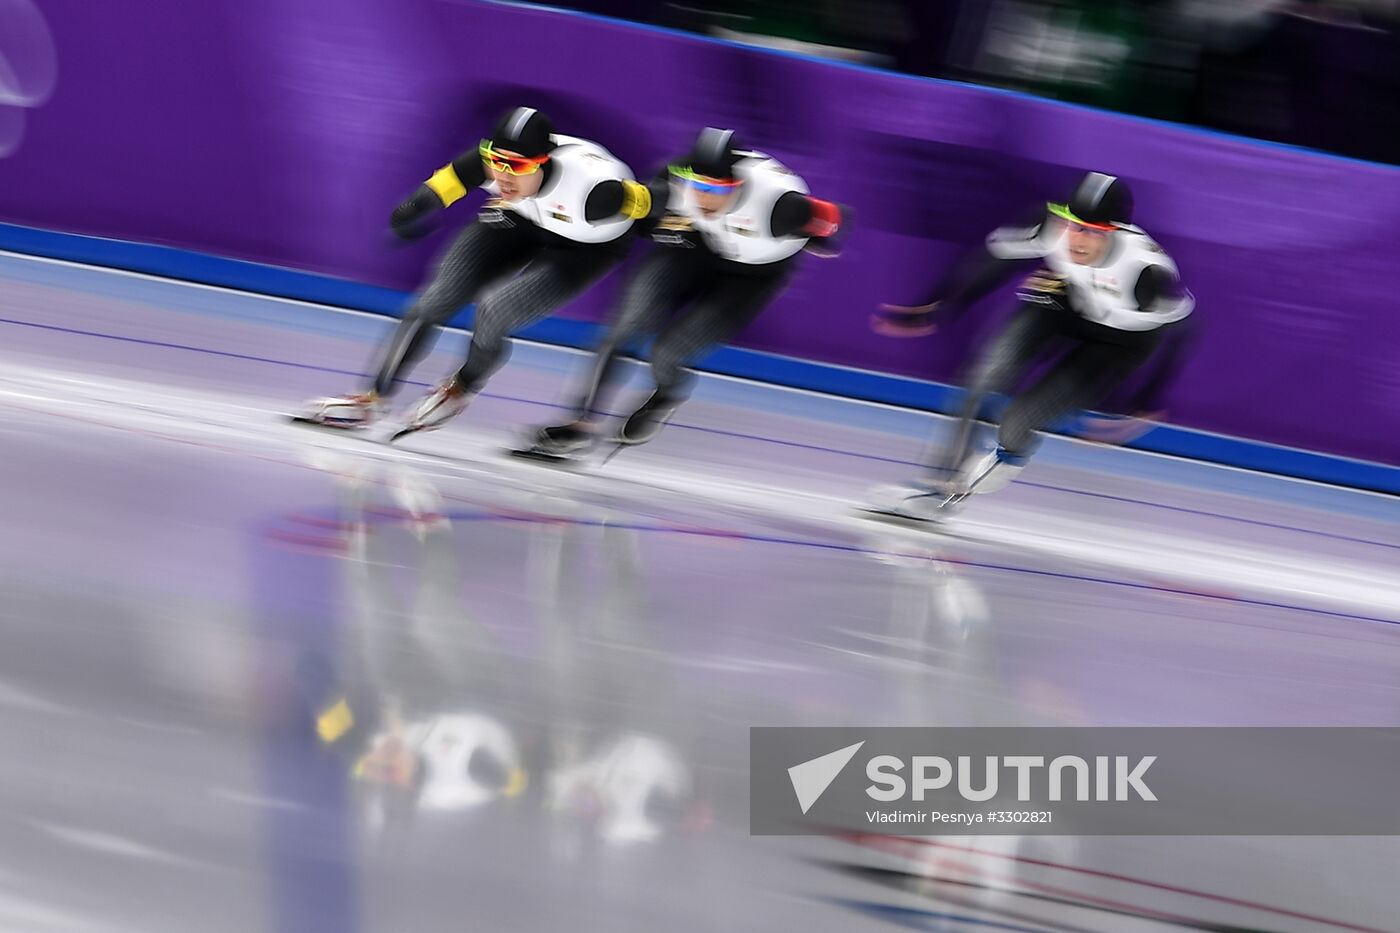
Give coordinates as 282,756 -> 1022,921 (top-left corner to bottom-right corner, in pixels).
556,0 -> 1400,165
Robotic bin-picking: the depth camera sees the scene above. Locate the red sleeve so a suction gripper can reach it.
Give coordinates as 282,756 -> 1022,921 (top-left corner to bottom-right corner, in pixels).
801,198 -> 841,238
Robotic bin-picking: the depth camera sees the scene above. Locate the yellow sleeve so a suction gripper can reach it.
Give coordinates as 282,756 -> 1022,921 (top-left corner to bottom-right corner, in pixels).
620,179 -> 652,220
426,164 -> 468,207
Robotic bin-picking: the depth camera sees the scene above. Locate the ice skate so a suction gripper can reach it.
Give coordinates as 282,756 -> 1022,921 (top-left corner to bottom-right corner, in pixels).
865,446 -> 1027,524
862,478 -> 967,524
390,379 -> 473,442
290,392 -> 383,429
616,390 -> 681,447
510,420 -> 596,464
956,446 -> 1028,496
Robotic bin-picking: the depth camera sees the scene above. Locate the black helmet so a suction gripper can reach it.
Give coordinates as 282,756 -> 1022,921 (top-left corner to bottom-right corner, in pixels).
489,106 -> 554,159
1051,172 -> 1133,229
679,127 -> 743,181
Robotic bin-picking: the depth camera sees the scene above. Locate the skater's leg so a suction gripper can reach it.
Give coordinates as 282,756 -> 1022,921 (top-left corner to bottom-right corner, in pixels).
371,218 -> 534,397
935,301 -> 1065,479
570,247 -> 711,426
865,301 -> 1066,519
392,245 -> 621,441
454,245 -> 622,394
524,247 -> 712,457
997,336 -> 1159,459
619,263 -> 793,445
651,265 -> 791,397
944,335 -> 1159,495
295,219 -> 533,427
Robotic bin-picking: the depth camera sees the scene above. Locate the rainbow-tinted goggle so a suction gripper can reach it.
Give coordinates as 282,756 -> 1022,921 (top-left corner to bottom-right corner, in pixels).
1048,202 -> 1117,233
480,140 -> 550,176
670,164 -> 743,195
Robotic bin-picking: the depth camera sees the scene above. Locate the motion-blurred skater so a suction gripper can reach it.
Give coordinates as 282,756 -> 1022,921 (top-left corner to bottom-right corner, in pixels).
294,107 -> 652,439
872,172 -> 1193,520
518,128 -> 847,460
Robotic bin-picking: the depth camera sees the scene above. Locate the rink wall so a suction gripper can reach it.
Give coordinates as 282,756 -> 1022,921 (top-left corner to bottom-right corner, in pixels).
1,0 -> 1399,484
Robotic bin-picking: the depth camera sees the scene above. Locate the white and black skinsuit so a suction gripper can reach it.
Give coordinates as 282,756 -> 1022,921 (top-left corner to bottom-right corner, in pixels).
368,109 -> 651,400
539,129 -> 845,445
907,174 -> 1194,478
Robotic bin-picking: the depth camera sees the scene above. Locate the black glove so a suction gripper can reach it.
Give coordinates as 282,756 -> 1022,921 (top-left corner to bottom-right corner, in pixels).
389,185 -> 444,241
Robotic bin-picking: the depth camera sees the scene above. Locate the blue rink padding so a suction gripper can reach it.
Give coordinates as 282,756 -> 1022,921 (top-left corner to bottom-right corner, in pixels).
0,220 -> 1396,496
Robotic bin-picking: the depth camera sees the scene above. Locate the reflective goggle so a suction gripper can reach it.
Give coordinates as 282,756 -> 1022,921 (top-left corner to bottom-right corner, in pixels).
1048,202 -> 1117,233
670,164 -> 742,195
480,140 -> 549,176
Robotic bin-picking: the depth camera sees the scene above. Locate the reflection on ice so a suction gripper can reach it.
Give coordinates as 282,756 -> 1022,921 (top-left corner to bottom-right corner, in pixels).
297,452 -> 704,849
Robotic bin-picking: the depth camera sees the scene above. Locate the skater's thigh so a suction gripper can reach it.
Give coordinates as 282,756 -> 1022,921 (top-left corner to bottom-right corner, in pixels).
416,218 -> 538,317
608,246 -> 714,343
967,303 -> 1067,395
473,245 -> 620,337
653,263 -> 792,362
1010,337 -> 1154,426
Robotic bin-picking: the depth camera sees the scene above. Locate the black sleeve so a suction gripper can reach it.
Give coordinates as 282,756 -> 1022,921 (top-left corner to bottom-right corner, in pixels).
1133,264 -> 1183,312
585,180 -> 626,223
914,205 -> 1051,317
389,148 -> 489,239
390,184 -> 445,239
769,190 -> 814,239
926,249 -> 1038,315
647,170 -> 672,213
448,150 -> 488,190
585,170 -> 675,227
643,172 -> 671,220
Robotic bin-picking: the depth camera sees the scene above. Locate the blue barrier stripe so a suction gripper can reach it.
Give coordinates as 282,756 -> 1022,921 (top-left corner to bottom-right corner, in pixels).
0,219 -> 1396,495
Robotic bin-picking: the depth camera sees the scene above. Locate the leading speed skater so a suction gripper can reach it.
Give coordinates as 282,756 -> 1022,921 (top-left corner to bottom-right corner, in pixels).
871,172 -> 1195,521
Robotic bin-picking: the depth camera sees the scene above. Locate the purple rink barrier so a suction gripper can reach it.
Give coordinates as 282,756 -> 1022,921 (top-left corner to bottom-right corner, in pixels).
1,0 -> 1398,468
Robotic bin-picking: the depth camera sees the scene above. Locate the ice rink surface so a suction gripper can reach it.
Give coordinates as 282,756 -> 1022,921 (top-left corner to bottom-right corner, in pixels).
0,249 -> 1398,932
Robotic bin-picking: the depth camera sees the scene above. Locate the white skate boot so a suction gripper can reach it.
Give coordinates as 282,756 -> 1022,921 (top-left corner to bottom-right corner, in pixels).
863,447 -> 1028,525
390,379 -> 473,442
291,392 -> 383,429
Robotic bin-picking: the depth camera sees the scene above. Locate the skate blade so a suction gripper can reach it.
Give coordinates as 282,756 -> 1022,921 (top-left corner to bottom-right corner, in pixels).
857,505 -> 954,530
388,424 -> 430,444
507,446 -> 580,466
288,413 -> 367,430
858,486 -> 964,524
